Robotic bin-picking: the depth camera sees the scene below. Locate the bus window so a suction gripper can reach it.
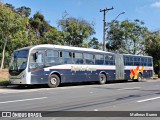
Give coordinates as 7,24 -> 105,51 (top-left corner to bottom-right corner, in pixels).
128,57 -> 134,66
95,54 -> 104,65
130,57 -> 133,62
45,50 -> 59,66
134,57 -> 137,62
60,51 -> 62,57
148,58 -> 152,66
72,52 -> 84,64
133,57 -> 140,66
134,62 -> 140,66
60,51 -> 72,64
84,53 -> 94,64
144,58 -> 147,66
140,57 -> 147,66
141,57 -> 144,66
124,56 -> 129,65
29,50 -> 44,70
105,54 -> 115,65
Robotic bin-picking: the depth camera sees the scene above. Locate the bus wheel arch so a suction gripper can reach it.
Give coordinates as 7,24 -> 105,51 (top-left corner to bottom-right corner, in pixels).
99,72 -> 107,84
48,72 -> 61,88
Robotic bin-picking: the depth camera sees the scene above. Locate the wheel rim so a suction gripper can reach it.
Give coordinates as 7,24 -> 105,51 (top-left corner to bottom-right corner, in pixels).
138,76 -> 142,81
100,76 -> 104,82
50,78 -> 57,85
100,75 -> 106,83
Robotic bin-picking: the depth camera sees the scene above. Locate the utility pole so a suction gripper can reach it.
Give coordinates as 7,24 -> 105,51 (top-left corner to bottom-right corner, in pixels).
100,7 -> 114,51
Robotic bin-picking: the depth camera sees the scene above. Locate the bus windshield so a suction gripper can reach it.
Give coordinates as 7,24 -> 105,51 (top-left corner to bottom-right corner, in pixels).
9,50 -> 28,76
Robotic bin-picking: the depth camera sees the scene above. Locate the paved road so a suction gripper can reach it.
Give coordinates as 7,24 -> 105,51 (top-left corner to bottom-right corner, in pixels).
0,79 -> 160,120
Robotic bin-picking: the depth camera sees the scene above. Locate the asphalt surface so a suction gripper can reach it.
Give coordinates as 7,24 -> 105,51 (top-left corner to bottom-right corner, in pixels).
0,79 -> 160,120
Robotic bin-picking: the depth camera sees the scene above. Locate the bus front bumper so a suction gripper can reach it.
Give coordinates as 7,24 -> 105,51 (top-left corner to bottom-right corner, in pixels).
9,77 -> 26,84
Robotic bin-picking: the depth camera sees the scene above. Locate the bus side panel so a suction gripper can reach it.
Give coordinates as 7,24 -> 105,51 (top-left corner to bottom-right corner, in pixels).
124,69 -> 153,80
73,71 -> 88,82
30,69 -> 49,84
104,70 -> 116,81
124,70 -> 131,80
47,69 -> 87,83
143,70 -> 153,79
30,67 -> 117,84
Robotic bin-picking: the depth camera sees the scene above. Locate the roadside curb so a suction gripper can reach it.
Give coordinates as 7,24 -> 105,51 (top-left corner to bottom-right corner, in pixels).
0,85 -> 18,89
151,78 -> 160,80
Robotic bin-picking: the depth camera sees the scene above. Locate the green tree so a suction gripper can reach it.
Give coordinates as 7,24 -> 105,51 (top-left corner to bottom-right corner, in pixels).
106,20 -> 125,51
58,17 -> 95,47
0,2 -> 29,70
88,37 -> 101,49
107,19 -> 148,54
5,3 -> 16,12
43,27 -> 64,45
29,12 -> 51,44
16,6 -> 31,17
145,31 -> 160,73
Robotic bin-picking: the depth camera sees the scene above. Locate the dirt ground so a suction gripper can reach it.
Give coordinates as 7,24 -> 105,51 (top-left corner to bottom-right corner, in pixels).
0,69 -> 9,80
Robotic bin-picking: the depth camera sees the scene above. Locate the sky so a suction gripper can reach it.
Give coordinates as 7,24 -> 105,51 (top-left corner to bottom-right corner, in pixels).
1,0 -> 160,43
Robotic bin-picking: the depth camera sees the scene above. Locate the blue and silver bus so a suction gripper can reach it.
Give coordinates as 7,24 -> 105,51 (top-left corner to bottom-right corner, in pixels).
9,44 -> 153,88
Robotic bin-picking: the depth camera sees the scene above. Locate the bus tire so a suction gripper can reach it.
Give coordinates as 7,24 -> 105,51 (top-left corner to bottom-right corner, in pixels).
99,73 -> 106,84
136,73 -> 143,82
48,74 -> 60,88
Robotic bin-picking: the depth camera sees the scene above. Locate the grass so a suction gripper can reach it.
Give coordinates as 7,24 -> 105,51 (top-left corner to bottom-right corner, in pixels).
0,69 -> 9,86
0,80 -> 10,86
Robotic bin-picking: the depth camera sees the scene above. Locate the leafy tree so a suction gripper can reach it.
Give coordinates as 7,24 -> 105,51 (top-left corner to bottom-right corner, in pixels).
0,2 -> 29,70
107,19 -> 148,54
145,31 -> 160,73
43,27 -> 64,45
106,20 -> 125,51
88,37 -> 101,49
58,17 -> 95,47
16,6 -> 31,17
29,12 -> 51,44
5,3 -> 16,12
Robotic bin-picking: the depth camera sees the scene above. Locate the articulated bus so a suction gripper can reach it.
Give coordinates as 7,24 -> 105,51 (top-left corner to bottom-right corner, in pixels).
9,44 -> 153,88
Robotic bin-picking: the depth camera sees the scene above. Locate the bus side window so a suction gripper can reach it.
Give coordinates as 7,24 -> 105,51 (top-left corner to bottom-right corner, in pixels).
60,51 -> 62,57
29,50 -> 44,70
130,57 -> 133,66
45,50 -> 59,66
73,52 -> 84,64
73,53 -> 75,58
147,58 -> 152,66
105,55 -> 109,65
60,51 -> 72,64
134,57 -> 140,66
144,58 -> 147,66
84,53 -> 94,65
141,57 -> 147,66
124,56 -> 129,65
95,54 -> 104,65
105,54 -> 114,65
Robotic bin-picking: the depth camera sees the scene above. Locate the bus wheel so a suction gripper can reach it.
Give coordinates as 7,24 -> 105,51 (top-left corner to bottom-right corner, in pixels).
136,73 -> 143,82
48,74 -> 60,88
99,74 -> 106,84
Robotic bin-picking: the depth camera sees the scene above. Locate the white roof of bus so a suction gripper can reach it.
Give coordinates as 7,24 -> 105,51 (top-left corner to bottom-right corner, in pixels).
123,54 -> 152,58
16,44 -> 152,57
30,44 -> 114,54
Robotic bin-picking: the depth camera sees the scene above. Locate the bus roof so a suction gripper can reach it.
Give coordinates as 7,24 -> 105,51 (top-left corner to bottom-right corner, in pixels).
14,44 -> 152,57
15,46 -> 33,51
29,44 -> 114,54
123,54 -> 152,58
